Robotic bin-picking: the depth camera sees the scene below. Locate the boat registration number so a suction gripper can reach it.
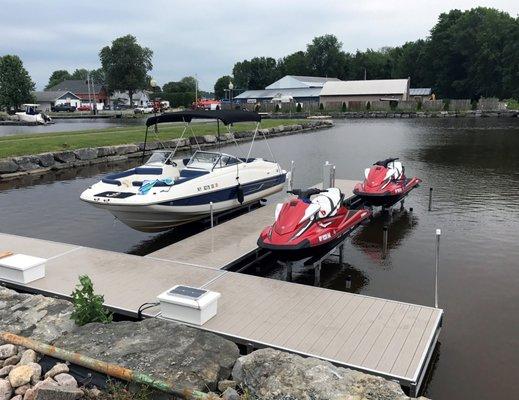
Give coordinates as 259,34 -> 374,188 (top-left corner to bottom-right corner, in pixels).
197,183 -> 219,192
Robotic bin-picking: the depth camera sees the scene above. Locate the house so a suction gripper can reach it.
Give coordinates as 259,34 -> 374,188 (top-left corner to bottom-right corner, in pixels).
235,75 -> 340,104
319,79 -> 410,107
409,88 -> 433,102
46,80 -> 109,106
32,91 -> 82,111
110,90 -> 152,107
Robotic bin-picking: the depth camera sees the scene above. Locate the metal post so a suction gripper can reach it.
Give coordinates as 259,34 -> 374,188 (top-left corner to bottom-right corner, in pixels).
428,187 -> 433,211
323,161 -> 333,190
382,225 -> 389,259
314,262 -> 321,286
435,229 -> 441,308
210,202 -> 214,228
331,165 -> 336,187
345,274 -> 352,290
288,160 -> 295,191
286,261 -> 293,282
339,244 -> 344,264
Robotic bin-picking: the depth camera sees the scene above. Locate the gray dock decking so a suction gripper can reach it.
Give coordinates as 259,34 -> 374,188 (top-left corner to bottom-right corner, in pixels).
0,179 -> 442,395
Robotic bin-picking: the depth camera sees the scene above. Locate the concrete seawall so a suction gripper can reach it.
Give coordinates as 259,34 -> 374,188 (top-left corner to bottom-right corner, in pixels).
0,120 -> 333,181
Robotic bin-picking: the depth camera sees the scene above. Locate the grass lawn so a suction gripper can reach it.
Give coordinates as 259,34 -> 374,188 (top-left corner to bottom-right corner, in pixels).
0,119 -> 305,159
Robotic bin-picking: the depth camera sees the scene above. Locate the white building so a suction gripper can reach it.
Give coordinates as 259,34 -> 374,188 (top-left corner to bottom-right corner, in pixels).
110,90 -> 152,106
319,79 -> 410,106
31,91 -> 82,111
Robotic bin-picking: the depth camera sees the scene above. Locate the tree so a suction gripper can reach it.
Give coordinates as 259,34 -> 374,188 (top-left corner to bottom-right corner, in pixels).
180,76 -> 197,92
70,68 -> 89,80
0,55 -> 35,110
162,76 -> 196,93
45,70 -> 72,90
277,51 -> 310,76
90,68 -> 106,84
233,57 -> 280,90
99,34 -> 153,104
214,75 -> 233,99
306,35 -> 345,78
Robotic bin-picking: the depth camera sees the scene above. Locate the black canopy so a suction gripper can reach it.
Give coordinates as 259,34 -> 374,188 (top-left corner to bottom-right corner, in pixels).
145,110 -> 261,127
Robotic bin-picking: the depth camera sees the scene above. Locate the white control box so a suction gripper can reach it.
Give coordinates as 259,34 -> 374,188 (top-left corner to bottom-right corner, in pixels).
0,254 -> 46,284
158,285 -> 221,326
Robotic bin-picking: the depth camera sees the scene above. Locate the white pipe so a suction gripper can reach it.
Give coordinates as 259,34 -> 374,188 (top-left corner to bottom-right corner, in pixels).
435,229 -> 441,308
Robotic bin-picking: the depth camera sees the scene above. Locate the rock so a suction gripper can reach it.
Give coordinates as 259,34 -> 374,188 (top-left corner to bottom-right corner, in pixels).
85,386 -> 101,397
19,350 -> 37,365
11,396 -> 22,400
8,365 -> 33,388
14,383 -> 30,395
12,156 -> 40,171
44,363 -> 68,379
27,363 -> 41,384
36,153 -> 55,168
218,379 -> 237,392
0,287 -> 75,344
221,387 -> 240,400
232,348 -> 415,400
53,151 -> 76,163
113,144 -> 139,155
53,373 -> 77,388
0,365 -> 14,378
189,136 -> 206,146
96,146 -> 116,157
33,378 -> 57,390
0,159 -> 19,174
0,378 -> 12,400
23,388 -> 36,400
203,135 -> 217,143
53,318 -> 239,392
34,386 -> 84,400
0,345 -> 17,360
73,148 -> 98,160
3,355 -> 21,366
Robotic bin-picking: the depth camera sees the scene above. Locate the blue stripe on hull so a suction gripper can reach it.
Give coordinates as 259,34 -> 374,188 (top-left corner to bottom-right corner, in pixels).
159,173 -> 286,206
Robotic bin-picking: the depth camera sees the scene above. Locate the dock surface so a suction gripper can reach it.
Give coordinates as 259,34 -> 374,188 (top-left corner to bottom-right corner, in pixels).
0,178 -> 442,394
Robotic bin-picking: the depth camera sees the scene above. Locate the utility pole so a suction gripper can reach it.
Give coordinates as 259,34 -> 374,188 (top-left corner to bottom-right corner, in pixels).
364,68 -> 367,80
195,74 -> 198,103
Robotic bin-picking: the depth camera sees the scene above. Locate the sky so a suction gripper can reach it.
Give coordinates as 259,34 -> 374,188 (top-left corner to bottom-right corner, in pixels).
1,0 -> 518,91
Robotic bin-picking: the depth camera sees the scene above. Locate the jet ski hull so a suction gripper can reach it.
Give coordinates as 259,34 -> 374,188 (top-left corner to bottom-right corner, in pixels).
353,177 -> 421,207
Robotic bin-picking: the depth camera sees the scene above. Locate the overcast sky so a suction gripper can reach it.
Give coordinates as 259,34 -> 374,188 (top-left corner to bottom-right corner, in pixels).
2,0 -> 518,91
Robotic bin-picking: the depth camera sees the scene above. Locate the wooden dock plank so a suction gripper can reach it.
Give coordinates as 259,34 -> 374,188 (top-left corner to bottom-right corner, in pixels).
0,233 -> 79,259
405,310 -> 441,378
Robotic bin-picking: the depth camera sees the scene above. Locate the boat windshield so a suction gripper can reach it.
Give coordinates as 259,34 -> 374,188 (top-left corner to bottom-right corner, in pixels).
146,151 -> 174,165
187,151 -> 242,170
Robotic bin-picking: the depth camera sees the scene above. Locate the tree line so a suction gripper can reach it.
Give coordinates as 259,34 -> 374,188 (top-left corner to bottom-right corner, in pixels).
216,7 -> 519,100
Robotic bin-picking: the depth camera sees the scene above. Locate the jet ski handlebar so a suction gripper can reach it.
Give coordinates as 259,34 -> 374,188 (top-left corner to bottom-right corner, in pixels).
374,157 -> 399,167
287,188 -> 326,199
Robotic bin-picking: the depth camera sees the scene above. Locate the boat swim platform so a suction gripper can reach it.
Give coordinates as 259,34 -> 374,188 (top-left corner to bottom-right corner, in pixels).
148,179 -> 360,269
0,179 -> 442,395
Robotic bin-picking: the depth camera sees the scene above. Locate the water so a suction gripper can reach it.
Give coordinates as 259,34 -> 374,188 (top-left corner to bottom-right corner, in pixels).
0,117 -> 143,136
1,118 -> 518,398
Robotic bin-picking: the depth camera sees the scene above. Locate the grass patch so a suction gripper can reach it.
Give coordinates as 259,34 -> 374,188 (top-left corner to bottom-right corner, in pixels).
0,119 -> 305,159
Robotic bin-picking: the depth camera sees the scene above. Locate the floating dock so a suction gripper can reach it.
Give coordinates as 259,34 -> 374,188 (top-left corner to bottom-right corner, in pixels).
0,179 -> 442,396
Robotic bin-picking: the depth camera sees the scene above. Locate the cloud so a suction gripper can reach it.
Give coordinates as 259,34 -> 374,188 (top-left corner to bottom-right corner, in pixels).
1,0 -> 517,91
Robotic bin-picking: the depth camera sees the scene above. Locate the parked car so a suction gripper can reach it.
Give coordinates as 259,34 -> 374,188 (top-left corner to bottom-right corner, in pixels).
113,104 -> 132,111
134,105 -> 154,114
77,105 -> 92,111
51,104 -> 76,112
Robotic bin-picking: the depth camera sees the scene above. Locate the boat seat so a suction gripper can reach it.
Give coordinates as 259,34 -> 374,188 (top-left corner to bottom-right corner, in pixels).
387,161 -> 404,180
311,188 -> 342,218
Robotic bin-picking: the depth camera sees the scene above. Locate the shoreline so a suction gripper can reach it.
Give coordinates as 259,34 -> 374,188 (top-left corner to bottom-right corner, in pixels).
0,120 -> 332,181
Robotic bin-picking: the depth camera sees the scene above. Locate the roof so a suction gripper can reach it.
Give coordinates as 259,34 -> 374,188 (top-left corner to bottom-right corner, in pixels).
146,110 -> 261,127
320,79 -> 409,96
266,75 -> 340,90
46,80 -> 105,93
32,91 -> 80,102
235,87 -> 323,100
410,88 -> 432,96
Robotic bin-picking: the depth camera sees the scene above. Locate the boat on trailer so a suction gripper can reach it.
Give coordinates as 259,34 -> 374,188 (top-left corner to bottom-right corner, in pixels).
80,110 -> 287,232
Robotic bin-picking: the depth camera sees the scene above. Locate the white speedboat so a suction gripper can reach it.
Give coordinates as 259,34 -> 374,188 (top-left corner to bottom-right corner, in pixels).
80,110 -> 287,232
15,104 -> 52,125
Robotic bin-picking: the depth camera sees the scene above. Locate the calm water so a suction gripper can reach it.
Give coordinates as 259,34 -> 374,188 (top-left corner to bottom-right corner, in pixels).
1,118 -> 518,399
0,117 -> 143,136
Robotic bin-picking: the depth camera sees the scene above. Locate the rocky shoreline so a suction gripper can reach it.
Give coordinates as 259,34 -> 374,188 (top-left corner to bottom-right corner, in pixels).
0,120 -> 332,181
0,286 -> 429,399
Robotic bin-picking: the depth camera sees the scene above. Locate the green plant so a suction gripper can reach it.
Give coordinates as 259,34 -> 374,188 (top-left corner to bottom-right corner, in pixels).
417,101 -> 422,111
71,275 -> 113,326
443,99 -> 450,111
366,101 -> 371,111
341,102 -> 347,112
274,104 -> 280,112
471,100 -> 478,110
503,98 -> 519,110
296,102 -> 302,112
97,380 -> 152,400
319,103 -> 324,110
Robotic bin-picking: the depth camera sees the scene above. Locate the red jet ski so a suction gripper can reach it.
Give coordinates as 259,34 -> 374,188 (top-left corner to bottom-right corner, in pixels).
353,158 -> 422,207
258,188 -> 371,259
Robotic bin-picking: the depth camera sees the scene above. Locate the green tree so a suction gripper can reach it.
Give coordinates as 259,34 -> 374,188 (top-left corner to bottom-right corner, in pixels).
233,57 -> 280,90
306,34 -> 345,78
99,34 -> 153,104
180,76 -> 197,92
0,55 -> 35,110
214,75 -> 233,99
70,275 -> 113,326
90,68 -> 106,84
162,76 -> 196,93
45,70 -> 72,90
70,68 -> 89,80
277,51 -> 310,76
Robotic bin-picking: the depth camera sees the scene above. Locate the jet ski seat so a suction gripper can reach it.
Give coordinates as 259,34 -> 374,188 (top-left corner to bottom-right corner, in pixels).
388,161 -> 404,180
312,188 -> 342,218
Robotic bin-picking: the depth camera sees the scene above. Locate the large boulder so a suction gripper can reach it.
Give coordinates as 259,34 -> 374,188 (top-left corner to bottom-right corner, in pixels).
73,148 -> 98,160
53,151 -> 76,164
232,348 -> 419,400
203,135 -> 217,143
0,287 -> 75,344
12,156 -> 40,171
0,159 -> 19,174
53,318 -> 239,392
113,144 -> 139,155
96,146 -> 116,157
36,153 -> 55,168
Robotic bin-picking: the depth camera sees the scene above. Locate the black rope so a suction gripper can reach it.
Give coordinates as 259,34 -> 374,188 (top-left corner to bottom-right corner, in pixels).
137,301 -> 159,320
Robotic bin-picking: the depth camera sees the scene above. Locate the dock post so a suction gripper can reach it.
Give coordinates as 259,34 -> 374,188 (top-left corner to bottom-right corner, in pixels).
322,161 -> 331,189
382,225 -> 389,259
286,262 -> 293,282
428,187 -> 433,211
339,244 -> 344,264
314,262 -> 321,286
288,160 -> 295,191
331,165 -> 336,187
435,229 -> 441,308
210,202 -> 214,228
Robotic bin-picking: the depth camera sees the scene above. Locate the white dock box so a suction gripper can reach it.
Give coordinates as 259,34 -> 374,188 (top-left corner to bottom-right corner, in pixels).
0,254 -> 46,284
158,285 -> 221,325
